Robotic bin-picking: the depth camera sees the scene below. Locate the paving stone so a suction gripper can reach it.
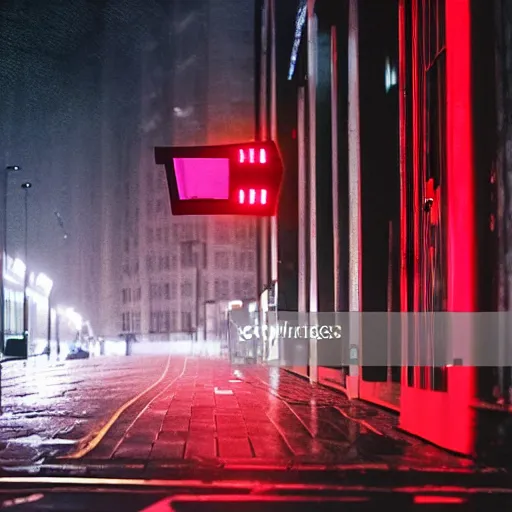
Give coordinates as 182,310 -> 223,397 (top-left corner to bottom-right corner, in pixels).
249,435 -> 292,459
157,431 -> 188,442
151,440 -> 185,459
113,441 -> 153,460
189,419 -> 216,433
217,437 -> 252,458
161,416 -> 190,432
104,357 -> 474,469
123,429 -> 159,444
185,432 -> 216,459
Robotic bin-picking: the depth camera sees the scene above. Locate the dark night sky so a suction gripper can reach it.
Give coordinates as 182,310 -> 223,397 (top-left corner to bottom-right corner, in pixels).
0,0 -> 168,312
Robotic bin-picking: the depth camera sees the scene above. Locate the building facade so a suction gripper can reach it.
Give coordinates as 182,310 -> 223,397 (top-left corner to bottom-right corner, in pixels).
257,0 -> 510,461
118,0 -> 258,340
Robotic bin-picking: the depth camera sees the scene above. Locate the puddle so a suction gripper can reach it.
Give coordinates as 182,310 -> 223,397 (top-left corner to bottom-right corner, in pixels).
7,434 -> 78,446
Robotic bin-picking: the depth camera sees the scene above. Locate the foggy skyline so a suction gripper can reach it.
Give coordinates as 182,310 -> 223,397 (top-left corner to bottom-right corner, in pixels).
1,1 -> 189,319
0,0 -> 257,333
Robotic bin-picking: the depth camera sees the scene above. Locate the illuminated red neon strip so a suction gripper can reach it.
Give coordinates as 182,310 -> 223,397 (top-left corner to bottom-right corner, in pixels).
445,0 -> 475,454
398,0 -> 408,390
411,0 -> 420,388
446,0 -> 475,313
398,0 -> 407,314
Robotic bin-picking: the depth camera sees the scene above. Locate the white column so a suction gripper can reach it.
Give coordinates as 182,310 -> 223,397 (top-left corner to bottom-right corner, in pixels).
259,0 -> 270,353
269,0 -> 278,284
307,0 -> 318,383
297,86 -> 307,314
295,85 -> 308,378
331,25 -> 340,312
259,0 -> 269,293
347,0 -> 362,395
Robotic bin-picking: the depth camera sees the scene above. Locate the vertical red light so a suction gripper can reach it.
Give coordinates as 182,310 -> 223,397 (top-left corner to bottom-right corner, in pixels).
239,149 -> 245,163
238,190 -> 245,204
446,0 -> 475,455
399,0 -> 475,459
446,0 -> 474,313
259,148 -> 267,164
249,189 -> 256,204
398,0 -> 408,316
260,189 -> 267,205
249,148 -> 255,163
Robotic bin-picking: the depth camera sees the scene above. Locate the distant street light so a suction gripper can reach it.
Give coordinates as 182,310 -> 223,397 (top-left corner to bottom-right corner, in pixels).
21,182 -> 32,342
0,165 -> 21,354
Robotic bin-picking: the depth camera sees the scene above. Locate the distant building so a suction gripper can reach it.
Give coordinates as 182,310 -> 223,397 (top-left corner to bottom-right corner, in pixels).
117,0 -> 258,339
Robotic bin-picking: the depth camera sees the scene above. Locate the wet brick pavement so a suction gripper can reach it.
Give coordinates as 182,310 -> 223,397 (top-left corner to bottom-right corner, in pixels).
91,357 -> 476,468
0,355 -> 176,464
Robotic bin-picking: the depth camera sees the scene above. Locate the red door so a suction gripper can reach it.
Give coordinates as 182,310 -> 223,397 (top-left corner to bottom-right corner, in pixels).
399,0 -> 476,455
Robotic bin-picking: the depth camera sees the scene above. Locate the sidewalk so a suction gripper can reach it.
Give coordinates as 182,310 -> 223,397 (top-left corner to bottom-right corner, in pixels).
97,357 -> 475,468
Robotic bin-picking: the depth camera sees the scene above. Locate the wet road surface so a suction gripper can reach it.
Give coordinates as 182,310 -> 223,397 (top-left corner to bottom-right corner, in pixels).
0,354 -> 180,464
0,353 -> 495,472
49,356 -> 475,469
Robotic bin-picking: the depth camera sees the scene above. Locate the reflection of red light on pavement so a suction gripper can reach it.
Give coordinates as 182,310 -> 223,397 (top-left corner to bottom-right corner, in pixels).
414,496 -> 465,504
261,189 -> 267,205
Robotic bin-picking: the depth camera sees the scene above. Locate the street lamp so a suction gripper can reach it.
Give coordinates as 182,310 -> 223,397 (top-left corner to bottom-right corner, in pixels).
21,182 -> 32,342
0,165 -> 21,354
